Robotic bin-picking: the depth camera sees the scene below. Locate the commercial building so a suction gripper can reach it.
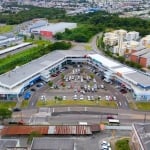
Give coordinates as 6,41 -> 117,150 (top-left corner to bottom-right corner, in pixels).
0,50 -> 91,100
132,123 -> 150,150
88,54 -> 150,101
0,48 -> 150,101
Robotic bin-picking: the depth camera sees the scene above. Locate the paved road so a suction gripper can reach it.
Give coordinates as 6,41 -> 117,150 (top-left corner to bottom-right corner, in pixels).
13,106 -> 150,125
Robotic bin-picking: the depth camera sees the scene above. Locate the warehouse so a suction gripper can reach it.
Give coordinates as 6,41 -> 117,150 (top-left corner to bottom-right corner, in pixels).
31,22 -> 77,38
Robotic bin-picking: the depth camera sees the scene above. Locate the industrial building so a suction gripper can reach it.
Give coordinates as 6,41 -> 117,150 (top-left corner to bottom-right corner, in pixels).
0,35 -> 20,48
0,49 -> 150,101
132,123 -> 150,150
31,22 -> 77,38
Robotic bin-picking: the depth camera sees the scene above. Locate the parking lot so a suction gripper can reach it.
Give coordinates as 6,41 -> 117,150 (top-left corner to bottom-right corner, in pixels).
31,64 -> 129,109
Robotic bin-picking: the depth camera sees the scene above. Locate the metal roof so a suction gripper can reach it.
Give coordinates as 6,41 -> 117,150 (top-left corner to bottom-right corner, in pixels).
0,50 -> 90,89
0,42 -> 31,55
132,48 -> 149,56
48,125 -> 92,135
1,126 -> 49,135
88,54 -> 121,68
31,138 -> 74,150
133,123 -> 150,150
0,139 -> 19,149
124,71 -> 150,88
1,125 -> 92,136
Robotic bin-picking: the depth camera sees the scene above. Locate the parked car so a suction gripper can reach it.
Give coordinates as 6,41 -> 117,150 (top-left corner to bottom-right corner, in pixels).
120,88 -> 127,94
73,95 -> 78,100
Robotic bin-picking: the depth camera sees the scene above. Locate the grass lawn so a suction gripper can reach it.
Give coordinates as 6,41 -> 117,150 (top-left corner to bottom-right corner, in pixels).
128,101 -> 137,110
84,44 -> 92,51
0,101 -> 16,109
115,138 -> 130,150
0,25 -> 14,34
20,100 -> 29,108
36,100 -> 117,108
135,102 -> 150,111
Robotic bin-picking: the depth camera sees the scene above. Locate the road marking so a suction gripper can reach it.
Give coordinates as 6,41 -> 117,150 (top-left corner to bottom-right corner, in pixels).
68,107 -> 70,111
119,102 -> 122,106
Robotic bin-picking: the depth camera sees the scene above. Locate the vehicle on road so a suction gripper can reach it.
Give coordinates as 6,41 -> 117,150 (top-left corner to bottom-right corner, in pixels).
108,119 -> 120,126
13,108 -> 21,112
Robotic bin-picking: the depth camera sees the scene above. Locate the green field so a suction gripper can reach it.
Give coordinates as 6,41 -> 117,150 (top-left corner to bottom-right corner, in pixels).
21,100 -> 29,108
36,100 -> 117,108
135,102 -> 150,111
0,25 -> 14,34
0,101 -> 16,109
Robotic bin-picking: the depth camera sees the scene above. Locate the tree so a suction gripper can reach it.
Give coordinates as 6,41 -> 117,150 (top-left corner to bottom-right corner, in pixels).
0,108 -> 12,120
30,34 -> 34,40
48,81 -> 53,87
23,35 -> 27,41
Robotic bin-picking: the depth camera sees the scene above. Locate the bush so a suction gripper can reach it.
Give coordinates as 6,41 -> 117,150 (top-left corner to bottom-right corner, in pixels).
115,139 -> 130,150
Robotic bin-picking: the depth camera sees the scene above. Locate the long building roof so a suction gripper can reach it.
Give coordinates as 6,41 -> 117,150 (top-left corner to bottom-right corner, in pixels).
0,50 -> 92,89
88,54 -> 150,88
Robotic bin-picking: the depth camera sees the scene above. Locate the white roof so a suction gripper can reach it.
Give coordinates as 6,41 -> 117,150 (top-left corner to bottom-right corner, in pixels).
88,54 -> 121,68
112,67 -> 136,75
0,49 -> 92,89
32,22 -> 77,34
0,42 -> 31,55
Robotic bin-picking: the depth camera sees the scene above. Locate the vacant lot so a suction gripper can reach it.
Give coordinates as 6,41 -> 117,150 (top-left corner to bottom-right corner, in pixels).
0,25 -> 14,34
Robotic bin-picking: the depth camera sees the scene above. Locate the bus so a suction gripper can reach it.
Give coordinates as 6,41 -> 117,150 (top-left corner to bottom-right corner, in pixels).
108,119 -> 120,126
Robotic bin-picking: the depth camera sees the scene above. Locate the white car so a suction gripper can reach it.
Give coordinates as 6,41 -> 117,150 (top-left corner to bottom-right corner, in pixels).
63,96 -> 66,100
101,84 -> 104,89
80,95 -> 84,100
105,96 -> 109,100
87,96 -> 91,100
73,95 -> 78,100
113,96 -> 117,101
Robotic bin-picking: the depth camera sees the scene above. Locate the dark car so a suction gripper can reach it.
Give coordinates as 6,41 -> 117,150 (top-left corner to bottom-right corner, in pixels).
31,88 -> 36,92
107,116 -> 114,119
13,108 -> 21,112
120,88 -> 127,94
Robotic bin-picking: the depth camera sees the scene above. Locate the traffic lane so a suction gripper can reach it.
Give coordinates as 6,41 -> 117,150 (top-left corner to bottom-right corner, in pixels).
103,82 -> 129,109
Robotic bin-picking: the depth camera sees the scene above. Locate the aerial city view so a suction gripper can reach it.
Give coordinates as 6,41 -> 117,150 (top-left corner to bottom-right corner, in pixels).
0,0 -> 150,149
